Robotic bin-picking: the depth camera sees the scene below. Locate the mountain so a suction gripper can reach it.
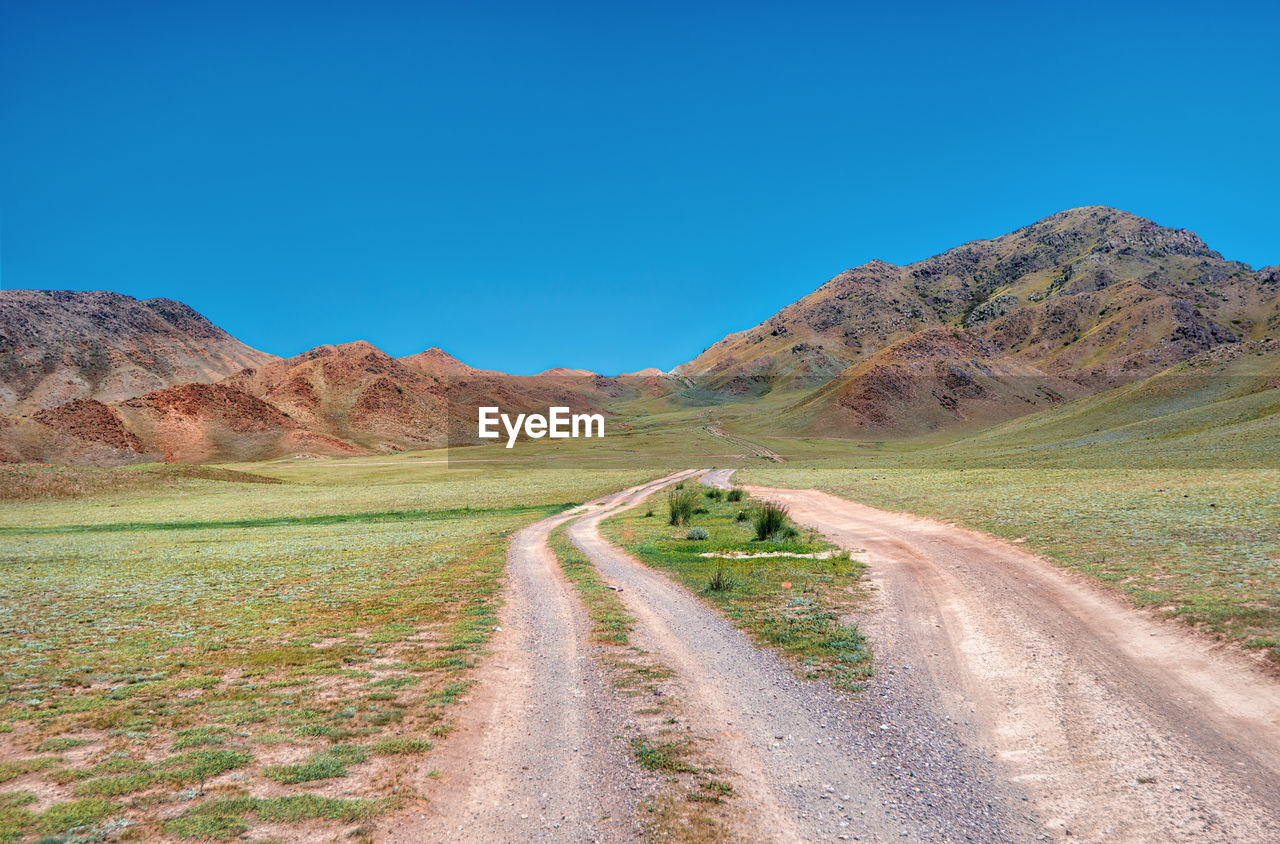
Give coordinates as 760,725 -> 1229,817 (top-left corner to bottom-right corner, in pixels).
398,347 -> 503,379
777,329 -> 1088,436
0,290 -> 278,414
677,207 -> 1278,389
222,341 -> 451,452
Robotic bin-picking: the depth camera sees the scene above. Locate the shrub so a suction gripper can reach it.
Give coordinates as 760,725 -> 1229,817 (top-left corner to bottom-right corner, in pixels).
704,565 -> 736,593
751,501 -> 791,541
705,488 -> 724,501
667,489 -> 699,526
643,509 -> 654,518
686,527 -> 709,540
726,489 -> 744,502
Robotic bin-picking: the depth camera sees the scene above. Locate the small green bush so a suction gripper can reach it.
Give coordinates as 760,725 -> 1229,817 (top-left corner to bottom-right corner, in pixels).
726,489 -> 744,502
704,565 -> 736,593
751,501 -> 791,541
705,488 -> 724,501
667,489 -> 699,526
686,527 -> 709,540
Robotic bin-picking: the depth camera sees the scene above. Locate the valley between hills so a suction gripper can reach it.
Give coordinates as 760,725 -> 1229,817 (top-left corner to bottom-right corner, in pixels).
1,205 -> 1278,843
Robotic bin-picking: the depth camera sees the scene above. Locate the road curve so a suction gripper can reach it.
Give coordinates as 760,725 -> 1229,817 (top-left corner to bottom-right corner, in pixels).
751,483 -> 1280,843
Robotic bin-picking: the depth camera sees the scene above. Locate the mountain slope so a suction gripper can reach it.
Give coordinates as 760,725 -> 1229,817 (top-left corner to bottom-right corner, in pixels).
0,290 -> 278,413
222,341 -> 451,452
678,207 -> 1277,391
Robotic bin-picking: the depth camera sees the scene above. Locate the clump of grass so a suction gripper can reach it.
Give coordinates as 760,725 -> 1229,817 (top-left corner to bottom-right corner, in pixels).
35,737 -> 92,753
703,565 -> 736,593
704,488 -> 724,501
688,779 -> 734,802
667,489 -> 700,526
36,797 -> 118,836
173,726 -> 227,749
264,745 -> 368,784
161,749 -> 253,791
0,756 -> 57,783
686,527 -> 709,541
751,501 -> 794,542
643,509 -> 654,518
726,489 -> 744,502
164,795 -> 389,839
632,738 -> 695,773
74,771 -> 154,797
371,737 -> 432,755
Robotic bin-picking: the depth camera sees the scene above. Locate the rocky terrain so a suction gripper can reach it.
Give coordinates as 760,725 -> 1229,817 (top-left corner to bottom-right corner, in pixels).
0,290 -> 277,414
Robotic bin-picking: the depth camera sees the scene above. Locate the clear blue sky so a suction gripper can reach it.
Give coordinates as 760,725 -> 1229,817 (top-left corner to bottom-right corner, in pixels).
3,1 -> 1277,374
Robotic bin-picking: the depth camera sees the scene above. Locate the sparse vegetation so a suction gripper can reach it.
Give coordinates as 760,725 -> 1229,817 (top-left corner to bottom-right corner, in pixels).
0,457 -> 676,840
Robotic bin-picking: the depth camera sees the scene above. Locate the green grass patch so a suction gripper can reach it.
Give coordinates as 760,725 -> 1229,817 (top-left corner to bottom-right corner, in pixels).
165,794 -> 390,839
603,492 -> 873,690
632,738 -> 696,774
371,737 -> 432,755
549,526 -> 633,645
264,745 -> 368,784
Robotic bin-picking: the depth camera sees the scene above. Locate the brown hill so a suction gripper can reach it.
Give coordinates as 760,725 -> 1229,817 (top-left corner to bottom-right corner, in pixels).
0,290 -> 278,413
398,347 -> 504,379
222,341 -> 450,452
113,383 -> 356,463
678,207 -> 1278,391
781,329 -> 1089,436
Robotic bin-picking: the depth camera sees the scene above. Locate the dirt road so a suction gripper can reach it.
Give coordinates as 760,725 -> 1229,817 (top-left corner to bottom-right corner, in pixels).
568,483 -> 1027,843
753,484 -> 1280,843
380,470 -> 702,842
390,471 -> 1280,843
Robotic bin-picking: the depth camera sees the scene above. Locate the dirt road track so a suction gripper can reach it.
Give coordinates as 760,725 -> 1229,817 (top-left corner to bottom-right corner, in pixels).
385,470 -> 1280,843
380,471 -> 701,843
753,484 -> 1280,843
569,483 -> 1027,843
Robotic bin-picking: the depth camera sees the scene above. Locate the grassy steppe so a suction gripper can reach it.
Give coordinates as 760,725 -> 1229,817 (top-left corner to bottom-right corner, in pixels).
0,445 -> 714,842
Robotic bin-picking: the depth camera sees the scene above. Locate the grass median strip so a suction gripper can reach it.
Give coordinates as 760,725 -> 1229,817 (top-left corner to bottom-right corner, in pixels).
602,488 -> 874,692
